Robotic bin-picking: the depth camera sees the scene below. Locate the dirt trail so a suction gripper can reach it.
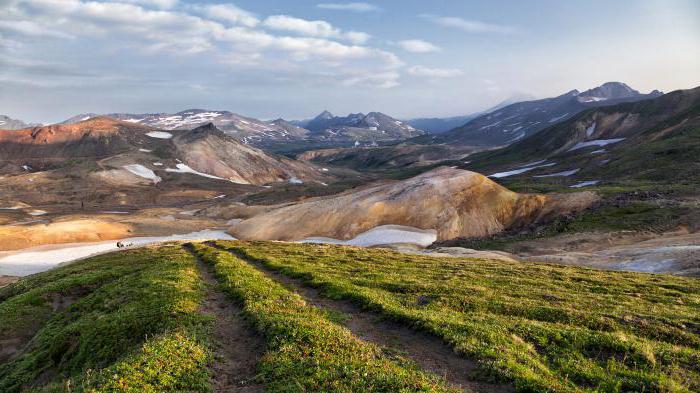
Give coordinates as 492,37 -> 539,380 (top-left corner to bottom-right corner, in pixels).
187,245 -> 266,393
216,245 -> 512,393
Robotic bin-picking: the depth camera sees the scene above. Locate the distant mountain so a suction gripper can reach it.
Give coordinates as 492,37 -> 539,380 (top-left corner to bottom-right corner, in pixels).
298,111 -> 424,141
171,123 -> 323,185
404,95 -> 536,134
62,109 -> 421,146
62,109 -> 309,146
0,117 -> 324,185
412,82 -> 663,146
405,115 -> 479,134
463,86 -> 700,184
0,115 -> 37,130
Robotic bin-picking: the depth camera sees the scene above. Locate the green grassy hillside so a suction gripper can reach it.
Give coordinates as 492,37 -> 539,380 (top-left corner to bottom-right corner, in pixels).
1,241 -> 698,392
463,87 -> 700,188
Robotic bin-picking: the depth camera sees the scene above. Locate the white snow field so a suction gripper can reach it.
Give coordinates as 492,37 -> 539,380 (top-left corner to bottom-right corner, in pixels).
570,180 -> 600,188
534,169 -> 580,178
585,122 -> 597,137
145,131 -> 173,139
489,162 -> 556,178
0,230 -> 235,276
568,138 -> 625,151
122,164 -> 162,183
300,225 -> 437,247
165,163 -> 230,181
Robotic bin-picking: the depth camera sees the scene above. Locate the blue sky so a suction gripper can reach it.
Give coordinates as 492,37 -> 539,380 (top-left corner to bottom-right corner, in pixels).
1,0 -> 698,123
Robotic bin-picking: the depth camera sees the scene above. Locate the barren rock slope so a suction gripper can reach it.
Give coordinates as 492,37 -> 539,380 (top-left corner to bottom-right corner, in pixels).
229,167 -> 597,242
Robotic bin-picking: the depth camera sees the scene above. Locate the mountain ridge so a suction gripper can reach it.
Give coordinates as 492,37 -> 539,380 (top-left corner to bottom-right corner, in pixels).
411,82 -> 663,146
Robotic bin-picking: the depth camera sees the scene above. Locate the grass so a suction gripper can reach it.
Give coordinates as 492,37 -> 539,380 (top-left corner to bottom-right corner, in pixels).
188,242 -> 456,392
0,245 -> 211,392
440,200 -> 695,251
220,240 -> 700,392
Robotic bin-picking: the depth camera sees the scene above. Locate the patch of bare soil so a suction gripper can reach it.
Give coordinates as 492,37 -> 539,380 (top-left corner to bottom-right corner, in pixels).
221,246 -> 512,393
187,245 -> 266,393
0,275 -> 18,288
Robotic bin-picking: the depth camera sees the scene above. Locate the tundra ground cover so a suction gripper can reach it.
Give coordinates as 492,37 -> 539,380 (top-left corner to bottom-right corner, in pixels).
221,240 -> 700,392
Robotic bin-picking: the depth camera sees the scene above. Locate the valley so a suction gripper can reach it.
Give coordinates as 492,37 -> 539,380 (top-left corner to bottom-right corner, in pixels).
1,82 -> 698,392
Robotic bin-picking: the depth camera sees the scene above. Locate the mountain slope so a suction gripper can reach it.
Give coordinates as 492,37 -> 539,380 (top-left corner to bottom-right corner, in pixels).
463,86 -> 700,184
172,123 -> 323,185
229,167 -> 596,241
404,114 -> 479,134
0,115 -> 35,130
415,82 -> 662,146
0,117 -> 164,160
0,118 -> 325,186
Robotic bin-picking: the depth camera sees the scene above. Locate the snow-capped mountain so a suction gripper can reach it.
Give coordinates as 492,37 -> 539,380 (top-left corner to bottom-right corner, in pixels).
0,115 -> 38,130
413,82 -> 662,146
576,82 -> 660,103
301,111 -> 424,141
62,109 -> 309,146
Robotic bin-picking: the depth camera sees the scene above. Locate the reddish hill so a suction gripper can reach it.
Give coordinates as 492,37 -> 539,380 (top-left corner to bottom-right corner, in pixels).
0,117 -> 165,160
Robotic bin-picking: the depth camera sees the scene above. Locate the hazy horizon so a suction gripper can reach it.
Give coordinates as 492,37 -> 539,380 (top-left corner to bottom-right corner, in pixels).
1,0 -> 699,124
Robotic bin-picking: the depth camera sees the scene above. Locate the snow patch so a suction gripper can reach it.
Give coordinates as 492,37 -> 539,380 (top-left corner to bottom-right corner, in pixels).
489,162 -> 556,178
165,164 -> 230,181
590,149 -> 606,154
123,164 -> 161,184
568,138 -> 625,151
534,169 -> 580,178
0,230 -> 235,276
28,210 -> 47,216
138,148 -> 152,153
145,131 -> 173,139
570,180 -> 600,188
288,176 -> 303,184
548,113 -> 569,123
301,225 -> 436,248
585,122 -> 596,137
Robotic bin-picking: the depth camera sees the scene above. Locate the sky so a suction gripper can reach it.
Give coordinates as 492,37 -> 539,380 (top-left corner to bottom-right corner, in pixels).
1,0 -> 699,124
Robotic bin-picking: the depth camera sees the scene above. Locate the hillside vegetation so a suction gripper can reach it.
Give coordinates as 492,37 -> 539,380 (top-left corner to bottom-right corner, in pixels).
1,241 -> 698,392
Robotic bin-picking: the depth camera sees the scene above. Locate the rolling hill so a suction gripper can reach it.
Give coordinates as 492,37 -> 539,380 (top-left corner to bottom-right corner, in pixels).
1,241 -> 697,392
229,167 -> 596,242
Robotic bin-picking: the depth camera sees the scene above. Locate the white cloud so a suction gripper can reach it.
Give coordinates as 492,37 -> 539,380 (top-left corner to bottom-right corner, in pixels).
199,4 -> 259,28
421,15 -> 516,34
1,0 -> 400,90
262,15 -> 370,44
407,66 -> 463,78
0,20 -> 73,39
397,39 -> 440,53
316,2 -> 379,12
342,71 -> 399,89
118,0 -> 179,9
